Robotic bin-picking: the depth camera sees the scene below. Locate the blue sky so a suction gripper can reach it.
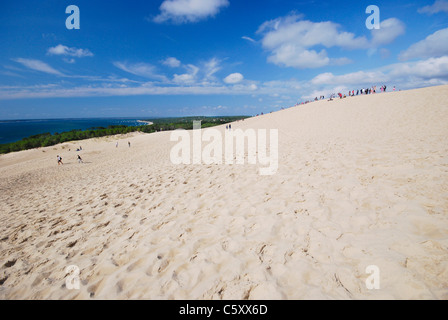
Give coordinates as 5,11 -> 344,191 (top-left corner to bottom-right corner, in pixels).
0,0 -> 447,119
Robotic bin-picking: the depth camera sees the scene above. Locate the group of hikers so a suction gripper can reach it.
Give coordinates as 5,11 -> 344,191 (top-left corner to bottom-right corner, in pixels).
345,85 -> 392,97
57,140 -> 132,166
57,144 -> 84,166
322,85 -> 396,101
56,153 -> 83,165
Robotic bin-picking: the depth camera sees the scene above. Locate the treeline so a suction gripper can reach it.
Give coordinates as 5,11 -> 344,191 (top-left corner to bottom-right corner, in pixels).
0,116 -> 249,154
143,116 -> 249,130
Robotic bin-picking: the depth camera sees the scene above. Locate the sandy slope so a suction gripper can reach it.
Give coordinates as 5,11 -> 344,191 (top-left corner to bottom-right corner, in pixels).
0,85 -> 447,299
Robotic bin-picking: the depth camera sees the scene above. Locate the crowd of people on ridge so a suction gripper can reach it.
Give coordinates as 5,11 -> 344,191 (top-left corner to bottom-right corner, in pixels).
312,85 -> 397,102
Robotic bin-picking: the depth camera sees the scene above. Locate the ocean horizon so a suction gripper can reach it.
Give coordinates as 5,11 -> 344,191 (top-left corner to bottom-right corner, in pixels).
0,117 -> 150,145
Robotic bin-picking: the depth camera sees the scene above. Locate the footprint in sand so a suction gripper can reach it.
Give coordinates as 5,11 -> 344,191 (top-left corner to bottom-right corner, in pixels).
3,259 -> 17,268
146,254 -> 170,276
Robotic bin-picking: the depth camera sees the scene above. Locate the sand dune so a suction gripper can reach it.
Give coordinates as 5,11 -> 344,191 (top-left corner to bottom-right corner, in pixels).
0,85 -> 447,299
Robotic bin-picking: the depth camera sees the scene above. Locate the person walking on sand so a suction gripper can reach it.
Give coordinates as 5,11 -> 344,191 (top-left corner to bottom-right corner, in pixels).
77,155 -> 83,164
128,141 -> 131,148
116,142 -> 118,148
57,155 -> 63,165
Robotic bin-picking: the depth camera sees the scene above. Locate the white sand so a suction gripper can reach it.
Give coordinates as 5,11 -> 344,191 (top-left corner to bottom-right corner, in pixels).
0,85 -> 447,299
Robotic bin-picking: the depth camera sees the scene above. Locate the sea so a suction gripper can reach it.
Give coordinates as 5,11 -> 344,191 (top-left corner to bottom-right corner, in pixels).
0,118 -> 148,145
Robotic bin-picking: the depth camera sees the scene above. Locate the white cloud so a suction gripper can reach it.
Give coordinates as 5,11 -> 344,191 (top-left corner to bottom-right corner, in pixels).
386,56 -> 448,79
173,64 -> 199,84
47,44 -> 93,58
113,61 -> 167,81
4,55 -> 448,101
201,105 -> 228,111
154,0 -> 229,23
12,58 -> 64,76
399,28 -> 448,61
418,0 -> 448,14
311,70 -> 385,86
224,73 -> 244,84
308,56 -> 448,94
331,57 -> 353,66
269,46 -> 330,69
259,15 -> 369,50
371,18 -> 406,46
162,57 -> 181,67
257,14 -> 405,69
257,14 -> 369,69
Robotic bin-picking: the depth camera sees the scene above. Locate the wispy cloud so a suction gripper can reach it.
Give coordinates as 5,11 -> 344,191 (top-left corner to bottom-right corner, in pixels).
12,58 -> 64,76
173,64 -> 199,84
0,70 -> 24,78
171,58 -> 222,85
4,50 -> 448,103
113,61 -> 168,81
63,58 -> 76,64
242,36 -> 256,43
0,84 -> 234,100
3,56 -> 446,101
418,0 -> 448,15
47,44 -> 93,58
202,58 -> 221,82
